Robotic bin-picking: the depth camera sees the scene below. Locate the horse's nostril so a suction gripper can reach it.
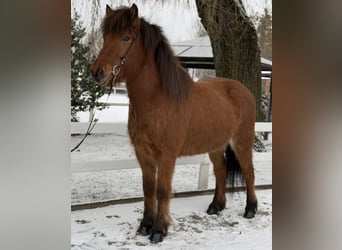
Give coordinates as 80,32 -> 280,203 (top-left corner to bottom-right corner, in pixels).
92,67 -> 104,82
97,68 -> 104,79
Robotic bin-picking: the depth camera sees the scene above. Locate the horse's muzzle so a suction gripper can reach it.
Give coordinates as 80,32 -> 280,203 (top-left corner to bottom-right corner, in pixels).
91,67 -> 104,83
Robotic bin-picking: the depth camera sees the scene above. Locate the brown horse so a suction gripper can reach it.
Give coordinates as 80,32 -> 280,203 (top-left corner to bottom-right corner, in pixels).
91,4 -> 257,243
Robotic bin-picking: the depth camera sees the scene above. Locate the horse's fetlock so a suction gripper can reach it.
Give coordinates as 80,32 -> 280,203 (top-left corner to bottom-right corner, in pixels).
137,224 -> 152,236
137,218 -> 154,236
207,199 -> 226,215
211,198 -> 226,210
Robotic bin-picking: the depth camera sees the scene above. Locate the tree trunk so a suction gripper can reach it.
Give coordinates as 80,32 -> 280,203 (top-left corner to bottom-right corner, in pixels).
195,0 -> 264,121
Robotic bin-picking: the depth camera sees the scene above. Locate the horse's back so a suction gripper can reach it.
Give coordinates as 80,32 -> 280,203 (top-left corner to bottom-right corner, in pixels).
197,77 -> 254,105
197,77 -> 256,123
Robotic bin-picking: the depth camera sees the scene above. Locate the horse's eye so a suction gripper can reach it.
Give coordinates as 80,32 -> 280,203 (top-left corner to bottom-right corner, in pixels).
122,35 -> 130,41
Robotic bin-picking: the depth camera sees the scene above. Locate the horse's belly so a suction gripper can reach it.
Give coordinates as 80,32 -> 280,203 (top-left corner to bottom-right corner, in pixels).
180,121 -> 235,156
179,98 -> 238,156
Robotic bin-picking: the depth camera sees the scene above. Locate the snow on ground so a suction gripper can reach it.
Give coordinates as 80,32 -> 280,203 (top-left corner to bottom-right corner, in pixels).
71,154 -> 271,205
71,130 -> 271,205
71,93 -> 272,249
72,190 -> 272,250
75,93 -> 129,123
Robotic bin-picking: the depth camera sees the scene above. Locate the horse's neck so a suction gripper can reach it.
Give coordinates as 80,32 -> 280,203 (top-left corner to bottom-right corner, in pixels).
125,57 -> 161,109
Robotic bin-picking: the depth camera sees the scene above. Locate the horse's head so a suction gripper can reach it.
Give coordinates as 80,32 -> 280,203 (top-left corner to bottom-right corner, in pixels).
91,4 -> 141,85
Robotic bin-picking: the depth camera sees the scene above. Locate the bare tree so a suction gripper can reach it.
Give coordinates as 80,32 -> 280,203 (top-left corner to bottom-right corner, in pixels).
85,28 -> 103,57
195,0 -> 264,121
257,7 -> 272,60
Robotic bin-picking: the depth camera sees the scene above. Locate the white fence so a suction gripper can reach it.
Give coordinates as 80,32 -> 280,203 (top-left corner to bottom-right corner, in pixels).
71,121 -> 272,190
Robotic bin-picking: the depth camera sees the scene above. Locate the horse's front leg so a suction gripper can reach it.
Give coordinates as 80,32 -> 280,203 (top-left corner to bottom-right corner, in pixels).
149,156 -> 176,243
136,153 -> 157,236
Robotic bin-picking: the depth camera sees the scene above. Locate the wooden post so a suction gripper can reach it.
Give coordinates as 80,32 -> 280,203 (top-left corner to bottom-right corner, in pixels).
197,161 -> 210,190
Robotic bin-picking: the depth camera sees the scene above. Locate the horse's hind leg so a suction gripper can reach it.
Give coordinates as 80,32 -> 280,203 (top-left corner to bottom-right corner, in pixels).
232,136 -> 258,218
207,150 -> 227,215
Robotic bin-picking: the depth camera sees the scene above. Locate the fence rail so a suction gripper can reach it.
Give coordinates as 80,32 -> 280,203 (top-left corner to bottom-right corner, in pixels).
71,122 -> 272,134
71,122 -> 272,190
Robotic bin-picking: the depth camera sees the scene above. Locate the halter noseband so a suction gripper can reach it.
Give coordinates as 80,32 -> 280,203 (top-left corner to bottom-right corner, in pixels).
107,33 -> 138,94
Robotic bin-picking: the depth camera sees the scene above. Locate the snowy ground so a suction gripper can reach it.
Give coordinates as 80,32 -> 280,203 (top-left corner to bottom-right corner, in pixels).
71,93 -> 272,249
71,190 -> 272,250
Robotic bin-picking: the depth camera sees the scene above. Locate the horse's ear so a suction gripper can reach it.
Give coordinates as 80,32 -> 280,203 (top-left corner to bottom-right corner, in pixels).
106,4 -> 112,15
130,3 -> 140,29
130,4 -> 138,18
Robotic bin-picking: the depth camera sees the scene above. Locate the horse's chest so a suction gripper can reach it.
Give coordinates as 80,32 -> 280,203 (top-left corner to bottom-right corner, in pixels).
128,126 -> 161,159
127,109 -> 161,157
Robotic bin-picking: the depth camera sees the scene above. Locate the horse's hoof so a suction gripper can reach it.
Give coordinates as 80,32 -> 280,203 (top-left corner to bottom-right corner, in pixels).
137,225 -> 152,236
207,207 -> 219,215
149,231 -> 164,243
244,207 -> 256,218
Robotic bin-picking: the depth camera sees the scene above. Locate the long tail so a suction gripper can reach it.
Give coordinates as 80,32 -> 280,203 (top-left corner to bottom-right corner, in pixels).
224,145 -> 244,187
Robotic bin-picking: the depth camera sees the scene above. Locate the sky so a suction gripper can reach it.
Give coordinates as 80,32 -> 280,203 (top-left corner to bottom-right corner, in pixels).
71,0 -> 272,43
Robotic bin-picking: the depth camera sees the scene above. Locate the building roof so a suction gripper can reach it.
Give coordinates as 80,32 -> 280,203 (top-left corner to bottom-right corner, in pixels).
171,36 -> 272,71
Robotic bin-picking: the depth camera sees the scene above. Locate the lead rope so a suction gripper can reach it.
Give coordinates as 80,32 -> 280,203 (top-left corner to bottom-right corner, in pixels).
70,64 -> 121,153
70,112 -> 97,152
71,35 -> 137,153
71,93 -> 111,153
